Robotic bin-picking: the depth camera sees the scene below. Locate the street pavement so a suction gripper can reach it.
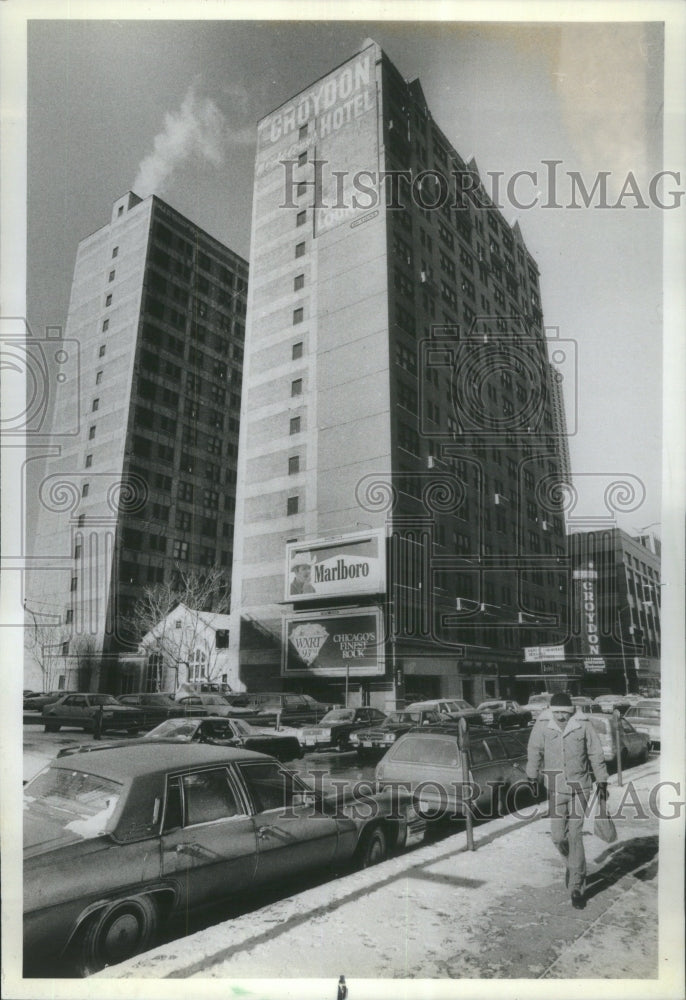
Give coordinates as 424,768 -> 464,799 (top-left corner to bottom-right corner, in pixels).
98,759 -> 670,984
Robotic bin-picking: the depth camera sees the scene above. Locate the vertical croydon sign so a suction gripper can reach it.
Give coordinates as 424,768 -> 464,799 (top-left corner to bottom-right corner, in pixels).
573,565 -> 606,671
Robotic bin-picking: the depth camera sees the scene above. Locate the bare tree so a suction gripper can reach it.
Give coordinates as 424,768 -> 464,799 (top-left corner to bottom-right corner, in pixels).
24,615 -> 71,691
123,567 -> 231,691
71,635 -> 101,692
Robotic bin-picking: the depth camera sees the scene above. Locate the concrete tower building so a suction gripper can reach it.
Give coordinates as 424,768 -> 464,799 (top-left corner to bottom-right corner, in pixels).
229,40 -> 572,709
26,192 -> 248,693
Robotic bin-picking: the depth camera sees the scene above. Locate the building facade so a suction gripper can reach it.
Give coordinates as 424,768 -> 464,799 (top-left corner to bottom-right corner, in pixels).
25,192 -> 247,693
569,528 -> 661,696
229,40 -> 573,711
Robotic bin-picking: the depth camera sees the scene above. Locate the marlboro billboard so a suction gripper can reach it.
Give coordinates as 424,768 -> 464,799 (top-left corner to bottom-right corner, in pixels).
285,530 -> 386,603
282,608 -> 385,677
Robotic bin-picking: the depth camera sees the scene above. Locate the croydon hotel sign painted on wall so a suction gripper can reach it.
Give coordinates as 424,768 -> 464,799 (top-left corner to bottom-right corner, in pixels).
283,531 -> 386,677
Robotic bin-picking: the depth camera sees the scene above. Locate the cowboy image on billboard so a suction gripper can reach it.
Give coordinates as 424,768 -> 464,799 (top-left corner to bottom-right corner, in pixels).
285,531 -> 385,602
289,551 -> 317,595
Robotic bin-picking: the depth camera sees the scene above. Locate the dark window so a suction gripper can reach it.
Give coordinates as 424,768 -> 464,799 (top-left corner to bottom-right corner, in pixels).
298,151 -> 307,167
237,761 -> 298,812
290,416 -> 301,435
181,769 -> 241,824
92,398 -> 99,412
294,274 -> 305,291
293,307 -> 303,324
296,210 -> 306,227
295,242 -> 305,258
287,496 -> 299,516
288,455 -> 300,474
88,426 -> 96,440
291,378 -> 303,396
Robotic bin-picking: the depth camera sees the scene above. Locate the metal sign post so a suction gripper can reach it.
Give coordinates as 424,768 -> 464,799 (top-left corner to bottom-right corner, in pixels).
458,717 -> 475,851
613,708 -> 623,787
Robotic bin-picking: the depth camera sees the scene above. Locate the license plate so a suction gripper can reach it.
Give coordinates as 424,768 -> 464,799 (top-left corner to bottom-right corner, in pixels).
362,741 -> 372,747
304,737 -> 317,746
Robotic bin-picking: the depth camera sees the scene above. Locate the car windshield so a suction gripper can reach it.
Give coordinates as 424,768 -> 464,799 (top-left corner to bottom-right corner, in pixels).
452,700 -> 473,710
634,702 -> 661,718
145,719 -> 197,739
230,719 -> 253,735
24,767 -> 122,845
477,701 -> 504,710
89,694 -> 121,706
320,709 -> 355,723
203,694 -> 227,704
528,695 -> 550,704
144,694 -> 171,704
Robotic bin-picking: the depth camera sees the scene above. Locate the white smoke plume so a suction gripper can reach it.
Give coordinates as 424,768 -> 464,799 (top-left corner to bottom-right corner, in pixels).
133,81 -> 248,198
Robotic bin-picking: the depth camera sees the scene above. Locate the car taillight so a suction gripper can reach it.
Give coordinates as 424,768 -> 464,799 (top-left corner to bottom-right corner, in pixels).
384,733 -> 396,743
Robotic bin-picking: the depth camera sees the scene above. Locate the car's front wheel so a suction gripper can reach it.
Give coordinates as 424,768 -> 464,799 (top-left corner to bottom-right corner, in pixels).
72,895 -> 158,977
356,825 -> 388,869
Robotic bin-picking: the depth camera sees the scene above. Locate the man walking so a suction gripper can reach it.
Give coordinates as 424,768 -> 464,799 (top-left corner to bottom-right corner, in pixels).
526,692 -> 609,909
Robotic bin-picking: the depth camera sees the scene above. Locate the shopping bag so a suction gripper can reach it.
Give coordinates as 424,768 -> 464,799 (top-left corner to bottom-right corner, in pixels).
593,809 -> 617,843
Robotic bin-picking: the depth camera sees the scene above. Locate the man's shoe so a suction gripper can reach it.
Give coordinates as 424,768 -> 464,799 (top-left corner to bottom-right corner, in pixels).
571,890 -> 585,910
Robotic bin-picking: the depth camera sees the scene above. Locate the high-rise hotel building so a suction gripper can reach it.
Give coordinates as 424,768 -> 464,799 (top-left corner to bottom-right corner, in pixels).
26,192 -> 247,692
229,40 -> 572,709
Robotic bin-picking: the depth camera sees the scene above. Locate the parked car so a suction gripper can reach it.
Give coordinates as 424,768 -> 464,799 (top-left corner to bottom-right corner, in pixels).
404,698 -> 483,725
116,693 -> 197,727
571,696 -> 604,715
151,716 -> 303,761
42,694 -> 143,734
249,692 -> 335,727
174,693 -> 245,718
593,694 -> 632,716
524,692 -> 556,722
588,714 -> 650,767
350,709 -> 445,758
301,707 -> 387,751
57,716 -> 304,763
475,700 -> 533,729
24,743 -> 425,976
24,691 -> 69,712
623,698 -> 661,750
375,725 -> 536,820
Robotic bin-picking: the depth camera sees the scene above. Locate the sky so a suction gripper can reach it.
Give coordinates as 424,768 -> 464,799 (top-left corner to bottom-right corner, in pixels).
19,13 -> 673,536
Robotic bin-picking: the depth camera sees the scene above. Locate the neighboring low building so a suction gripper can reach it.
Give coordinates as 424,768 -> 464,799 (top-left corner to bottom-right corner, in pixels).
569,528 -> 661,695
130,602 -> 231,695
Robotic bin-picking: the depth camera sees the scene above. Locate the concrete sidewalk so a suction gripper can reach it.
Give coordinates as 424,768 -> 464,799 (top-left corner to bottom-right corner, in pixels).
100,762 -> 661,982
